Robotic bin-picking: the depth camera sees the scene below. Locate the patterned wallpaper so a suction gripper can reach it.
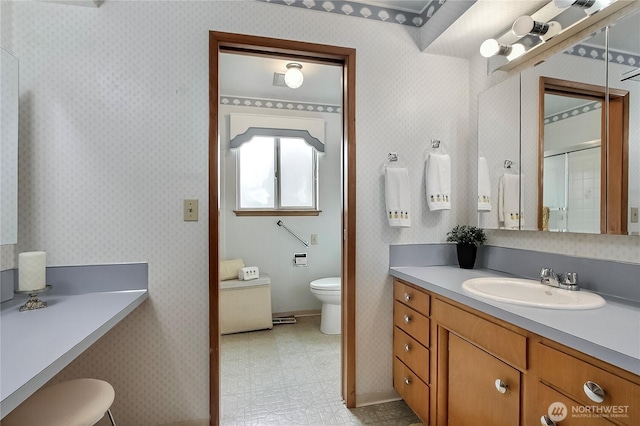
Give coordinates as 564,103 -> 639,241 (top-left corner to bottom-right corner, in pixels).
3,1 -> 638,425
3,1 -> 469,423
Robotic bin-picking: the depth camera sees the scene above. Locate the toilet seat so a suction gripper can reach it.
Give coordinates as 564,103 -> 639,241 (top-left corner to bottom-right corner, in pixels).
310,277 -> 341,291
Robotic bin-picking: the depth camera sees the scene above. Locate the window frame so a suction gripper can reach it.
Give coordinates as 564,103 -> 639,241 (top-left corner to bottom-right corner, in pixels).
235,135 -> 320,216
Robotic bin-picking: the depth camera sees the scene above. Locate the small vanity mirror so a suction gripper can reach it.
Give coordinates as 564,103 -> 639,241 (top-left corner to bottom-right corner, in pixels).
1,48 -> 19,245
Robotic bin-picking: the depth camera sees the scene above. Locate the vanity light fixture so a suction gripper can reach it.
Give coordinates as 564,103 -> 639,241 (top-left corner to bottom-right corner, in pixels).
553,0 -> 613,15
480,39 -> 526,61
512,16 -> 562,41
284,62 -> 304,89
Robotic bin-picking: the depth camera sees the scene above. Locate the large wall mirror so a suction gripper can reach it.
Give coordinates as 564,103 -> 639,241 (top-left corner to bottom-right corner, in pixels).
478,6 -> 640,236
1,48 -> 19,245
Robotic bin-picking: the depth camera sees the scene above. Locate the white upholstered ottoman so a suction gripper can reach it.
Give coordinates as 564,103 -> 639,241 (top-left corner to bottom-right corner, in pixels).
220,273 -> 273,334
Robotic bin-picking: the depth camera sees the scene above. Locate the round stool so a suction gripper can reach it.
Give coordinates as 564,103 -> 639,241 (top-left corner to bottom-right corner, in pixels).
3,378 -> 116,426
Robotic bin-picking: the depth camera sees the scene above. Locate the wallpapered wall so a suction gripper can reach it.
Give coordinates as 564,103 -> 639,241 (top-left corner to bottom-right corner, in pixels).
2,1 -> 469,423
2,1 -> 638,424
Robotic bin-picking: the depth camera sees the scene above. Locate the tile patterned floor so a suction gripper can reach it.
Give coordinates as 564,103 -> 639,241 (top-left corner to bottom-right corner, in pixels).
220,316 -> 421,426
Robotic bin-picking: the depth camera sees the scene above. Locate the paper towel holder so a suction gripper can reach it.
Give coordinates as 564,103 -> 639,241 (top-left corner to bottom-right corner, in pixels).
14,285 -> 52,312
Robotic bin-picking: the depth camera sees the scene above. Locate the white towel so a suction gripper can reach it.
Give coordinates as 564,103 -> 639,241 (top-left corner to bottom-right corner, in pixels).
385,167 -> 411,227
478,157 -> 492,212
425,154 -> 451,211
498,173 -> 523,229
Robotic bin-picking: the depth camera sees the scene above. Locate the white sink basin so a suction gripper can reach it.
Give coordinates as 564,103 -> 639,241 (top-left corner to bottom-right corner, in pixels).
462,277 -> 606,310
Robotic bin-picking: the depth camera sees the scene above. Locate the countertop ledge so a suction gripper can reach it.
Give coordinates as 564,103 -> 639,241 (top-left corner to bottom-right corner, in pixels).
390,266 -> 640,376
1,263 -> 148,419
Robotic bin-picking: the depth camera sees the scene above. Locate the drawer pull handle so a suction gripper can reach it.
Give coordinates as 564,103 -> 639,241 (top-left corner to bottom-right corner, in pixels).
494,379 -> 507,394
404,293 -> 411,302
540,415 -> 556,426
404,377 -> 411,385
584,381 -> 605,403
404,343 -> 410,352
403,315 -> 411,323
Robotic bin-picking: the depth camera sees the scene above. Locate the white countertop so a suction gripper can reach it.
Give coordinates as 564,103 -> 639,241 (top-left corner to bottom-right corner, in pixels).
0,289 -> 148,418
390,266 -> 640,376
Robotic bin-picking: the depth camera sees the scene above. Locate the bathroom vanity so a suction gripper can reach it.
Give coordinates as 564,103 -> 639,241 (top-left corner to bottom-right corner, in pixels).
390,265 -> 640,426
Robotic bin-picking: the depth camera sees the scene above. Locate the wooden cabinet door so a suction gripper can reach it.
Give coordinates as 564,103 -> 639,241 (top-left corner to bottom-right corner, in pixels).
448,333 -> 521,426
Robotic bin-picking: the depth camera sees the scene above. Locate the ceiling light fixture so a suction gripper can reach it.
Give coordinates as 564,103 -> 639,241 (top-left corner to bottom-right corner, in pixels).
480,39 -> 526,61
553,0 -> 613,15
284,63 -> 304,89
512,16 -> 562,41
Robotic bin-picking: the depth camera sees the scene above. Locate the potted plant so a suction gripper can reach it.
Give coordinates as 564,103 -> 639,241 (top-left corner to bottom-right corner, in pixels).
446,225 -> 487,269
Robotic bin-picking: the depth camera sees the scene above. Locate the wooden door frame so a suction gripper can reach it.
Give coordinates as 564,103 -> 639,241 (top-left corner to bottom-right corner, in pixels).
537,77 -> 629,234
208,31 -> 357,425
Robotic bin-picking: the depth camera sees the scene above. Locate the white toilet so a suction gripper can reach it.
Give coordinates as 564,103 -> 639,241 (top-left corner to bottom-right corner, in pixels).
310,276 -> 341,335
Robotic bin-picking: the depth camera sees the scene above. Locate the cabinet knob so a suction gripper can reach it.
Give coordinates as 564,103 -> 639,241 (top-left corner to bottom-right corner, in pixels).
403,315 -> 411,323
404,377 -> 411,385
404,343 -> 410,352
494,379 -> 508,394
540,415 -> 556,426
584,381 -> 605,403
404,293 -> 411,302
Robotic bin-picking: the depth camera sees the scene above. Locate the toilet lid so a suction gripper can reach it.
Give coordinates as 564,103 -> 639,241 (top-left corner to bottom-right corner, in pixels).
310,277 -> 341,291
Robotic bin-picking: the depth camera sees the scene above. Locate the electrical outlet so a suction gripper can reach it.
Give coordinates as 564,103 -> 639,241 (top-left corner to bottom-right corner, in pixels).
184,199 -> 199,221
311,234 -> 318,245
631,207 -> 639,223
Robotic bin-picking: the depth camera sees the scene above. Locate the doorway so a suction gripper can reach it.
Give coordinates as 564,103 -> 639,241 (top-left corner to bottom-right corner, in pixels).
208,32 -> 357,425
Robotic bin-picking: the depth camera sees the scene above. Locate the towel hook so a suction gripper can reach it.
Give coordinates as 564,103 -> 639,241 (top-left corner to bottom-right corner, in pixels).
431,139 -> 441,149
388,152 -> 398,162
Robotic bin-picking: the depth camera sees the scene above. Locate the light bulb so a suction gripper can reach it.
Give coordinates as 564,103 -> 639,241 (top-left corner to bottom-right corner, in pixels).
512,16 -> 561,41
480,39 -> 501,58
284,63 -> 303,89
506,43 -> 526,61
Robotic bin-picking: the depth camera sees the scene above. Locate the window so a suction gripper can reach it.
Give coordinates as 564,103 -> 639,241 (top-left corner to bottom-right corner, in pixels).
237,135 -> 318,213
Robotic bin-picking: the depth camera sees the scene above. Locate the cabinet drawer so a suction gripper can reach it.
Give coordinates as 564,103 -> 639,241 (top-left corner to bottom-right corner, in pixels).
394,300 -> 430,346
394,327 -> 430,383
394,280 -> 430,316
432,299 -> 527,370
538,344 -> 639,425
393,357 -> 429,423
537,382 -> 613,425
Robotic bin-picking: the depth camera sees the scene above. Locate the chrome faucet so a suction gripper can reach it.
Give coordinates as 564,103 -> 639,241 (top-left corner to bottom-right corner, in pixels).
540,268 -> 580,291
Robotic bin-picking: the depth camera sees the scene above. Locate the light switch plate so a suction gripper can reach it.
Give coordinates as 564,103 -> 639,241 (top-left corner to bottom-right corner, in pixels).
184,199 -> 198,221
631,207 -> 639,223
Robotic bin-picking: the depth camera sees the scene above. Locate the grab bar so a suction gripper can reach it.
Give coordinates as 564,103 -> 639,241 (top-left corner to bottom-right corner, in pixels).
276,220 -> 309,247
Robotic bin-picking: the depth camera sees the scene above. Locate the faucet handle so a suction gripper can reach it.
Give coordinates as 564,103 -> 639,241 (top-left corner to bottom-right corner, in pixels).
561,272 -> 578,285
540,268 -> 554,278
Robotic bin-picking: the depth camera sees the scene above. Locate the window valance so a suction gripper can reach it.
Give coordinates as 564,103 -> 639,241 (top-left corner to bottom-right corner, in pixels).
229,113 -> 325,153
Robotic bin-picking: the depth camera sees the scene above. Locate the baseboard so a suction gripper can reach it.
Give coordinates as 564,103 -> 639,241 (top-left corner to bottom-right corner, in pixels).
355,390 -> 402,407
272,309 -> 320,318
